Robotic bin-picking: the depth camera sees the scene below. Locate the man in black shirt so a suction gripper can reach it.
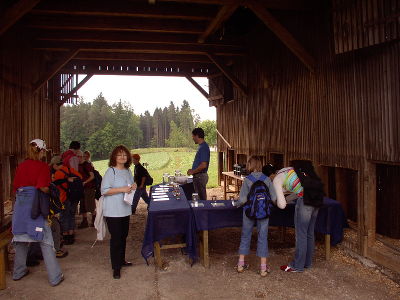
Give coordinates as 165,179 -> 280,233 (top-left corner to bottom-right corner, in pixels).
131,154 -> 150,214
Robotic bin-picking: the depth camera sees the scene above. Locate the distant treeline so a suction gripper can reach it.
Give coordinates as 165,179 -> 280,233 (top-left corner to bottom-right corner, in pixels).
60,93 -> 216,159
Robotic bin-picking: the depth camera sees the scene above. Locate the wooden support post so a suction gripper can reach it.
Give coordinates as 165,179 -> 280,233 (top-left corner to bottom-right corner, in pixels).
33,48 -> 80,94
325,234 -> 331,260
245,0 -> 315,72
0,0 -> 41,36
154,242 -> 162,269
223,174 -> 227,200
60,74 -> 93,105
0,247 -> 5,290
185,76 -> 209,99
198,3 -> 239,43
206,53 -> 247,96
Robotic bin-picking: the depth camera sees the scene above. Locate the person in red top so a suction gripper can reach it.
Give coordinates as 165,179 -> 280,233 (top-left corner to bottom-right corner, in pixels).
61,140 -> 80,170
54,158 -> 82,245
12,139 -> 64,286
77,150 -> 96,228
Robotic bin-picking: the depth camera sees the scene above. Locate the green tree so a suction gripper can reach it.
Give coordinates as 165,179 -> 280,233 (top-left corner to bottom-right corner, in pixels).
166,121 -> 188,147
87,122 -> 116,159
197,120 -> 217,146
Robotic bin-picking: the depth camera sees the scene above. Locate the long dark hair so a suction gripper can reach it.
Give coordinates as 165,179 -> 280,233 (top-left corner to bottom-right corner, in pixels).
291,160 -> 324,207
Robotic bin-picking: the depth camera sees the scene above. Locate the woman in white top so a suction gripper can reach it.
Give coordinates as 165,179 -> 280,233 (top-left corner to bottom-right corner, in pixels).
101,145 -> 135,279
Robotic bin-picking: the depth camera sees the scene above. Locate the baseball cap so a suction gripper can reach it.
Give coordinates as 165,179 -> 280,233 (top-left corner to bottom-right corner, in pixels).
30,139 -> 47,150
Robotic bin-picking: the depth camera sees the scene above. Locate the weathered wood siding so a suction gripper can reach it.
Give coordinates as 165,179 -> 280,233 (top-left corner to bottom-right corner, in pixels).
0,27 -> 60,225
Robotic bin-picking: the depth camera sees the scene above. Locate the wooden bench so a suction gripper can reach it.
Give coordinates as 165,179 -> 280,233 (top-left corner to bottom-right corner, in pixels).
0,229 -> 12,290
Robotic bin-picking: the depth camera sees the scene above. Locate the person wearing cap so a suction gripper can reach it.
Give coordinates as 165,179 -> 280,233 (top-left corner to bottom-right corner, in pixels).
12,139 -> 64,286
187,128 -> 210,201
131,153 -> 150,214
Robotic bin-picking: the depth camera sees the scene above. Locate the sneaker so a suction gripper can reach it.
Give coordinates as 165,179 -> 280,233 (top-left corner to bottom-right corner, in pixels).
236,264 -> 249,273
52,274 -> 64,287
13,270 -> 30,281
259,265 -> 271,277
56,250 -> 69,258
280,265 -> 299,272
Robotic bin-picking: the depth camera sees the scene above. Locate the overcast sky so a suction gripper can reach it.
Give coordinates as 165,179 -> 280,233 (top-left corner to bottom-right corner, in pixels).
77,75 -> 216,121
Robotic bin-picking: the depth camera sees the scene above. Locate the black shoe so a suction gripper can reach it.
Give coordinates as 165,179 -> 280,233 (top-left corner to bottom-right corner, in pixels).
56,250 -> 69,258
26,260 -> 40,267
122,261 -> 133,267
113,269 -> 121,279
13,270 -> 30,281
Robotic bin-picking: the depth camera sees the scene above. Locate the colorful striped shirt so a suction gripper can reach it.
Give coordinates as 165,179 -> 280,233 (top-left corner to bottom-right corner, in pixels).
278,167 -> 303,196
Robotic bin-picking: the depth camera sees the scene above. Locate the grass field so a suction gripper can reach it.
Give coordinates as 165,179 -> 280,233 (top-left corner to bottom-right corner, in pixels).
92,147 -> 218,188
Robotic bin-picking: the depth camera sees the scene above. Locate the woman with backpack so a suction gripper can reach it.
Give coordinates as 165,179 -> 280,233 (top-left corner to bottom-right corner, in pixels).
101,145 -> 135,279
273,160 -> 324,272
12,139 -> 64,286
235,156 -> 277,277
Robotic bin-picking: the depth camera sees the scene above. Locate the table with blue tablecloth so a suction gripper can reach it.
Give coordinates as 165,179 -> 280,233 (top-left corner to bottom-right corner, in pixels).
191,197 -> 348,267
141,185 -> 196,268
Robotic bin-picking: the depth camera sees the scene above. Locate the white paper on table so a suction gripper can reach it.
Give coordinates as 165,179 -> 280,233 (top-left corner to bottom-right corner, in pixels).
153,197 -> 169,201
152,195 -> 169,199
124,190 -> 135,205
152,192 -> 167,195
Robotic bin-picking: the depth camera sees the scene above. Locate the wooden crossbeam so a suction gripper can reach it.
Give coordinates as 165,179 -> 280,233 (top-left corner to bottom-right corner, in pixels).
206,52 -> 247,96
198,3 -> 239,43
26,14 -> 207,34
60,74 -> 93,105
159,0 -> 311,10
0,0 -> 41,36
75,52 -> 211,63
32,0 -> 217,21
185,76 -> 210,99
246,0 -> 315,72
33,41 -> 245,56
33,48 -> 80,93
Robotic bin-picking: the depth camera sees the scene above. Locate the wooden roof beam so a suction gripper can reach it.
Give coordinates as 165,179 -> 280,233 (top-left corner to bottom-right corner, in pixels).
60,74 -> 93,105
75,52 -> 212,63
33,48 -> 80,93
198,3 -> 239,43
33,41 -> 245,56
185,76 -> 210,99
25,15 -> 207,34
159,0 -> 311,11
32,0 -> 217,21
0,0 -> 41,36
206,52 -> 247,96
245,0 -> 315,72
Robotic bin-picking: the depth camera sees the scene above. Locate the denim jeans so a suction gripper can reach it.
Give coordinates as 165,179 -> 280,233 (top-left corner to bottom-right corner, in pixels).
238,211 -> 269,258
13,241 -> 63,286
60,200 -> 77,232
290,197 -> 319,271
131,188 -> 150,214
193,173 -> 208,200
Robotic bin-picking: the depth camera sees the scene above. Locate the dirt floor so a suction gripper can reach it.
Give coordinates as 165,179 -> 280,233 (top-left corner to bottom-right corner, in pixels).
1,187 -> 400,300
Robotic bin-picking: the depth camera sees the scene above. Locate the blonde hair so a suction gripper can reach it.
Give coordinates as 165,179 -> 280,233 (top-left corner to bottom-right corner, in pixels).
26,142 -> 42,160
247,156 -> 262,173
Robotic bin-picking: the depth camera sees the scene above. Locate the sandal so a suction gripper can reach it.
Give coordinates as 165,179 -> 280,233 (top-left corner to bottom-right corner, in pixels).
259,265 -> 271,277
236,264 -> 249,273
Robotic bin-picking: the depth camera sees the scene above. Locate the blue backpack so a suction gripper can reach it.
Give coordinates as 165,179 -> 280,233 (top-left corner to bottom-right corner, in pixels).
243,174 -> 273,220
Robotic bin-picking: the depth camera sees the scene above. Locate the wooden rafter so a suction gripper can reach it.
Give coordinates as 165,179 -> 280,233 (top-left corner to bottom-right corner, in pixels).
33,41 -> 245,56
246,0 -> 315,72
206,52 -> 247,96
158,0 -> 311,11
26,14 -> 207,34
60,74 -> 93,105
0,0 -> 41,36
185,76 -> 210,99
33,48 -> 80,93
198,3 -> 239,43
31,0 -> 217,21
75,52 -> 211,63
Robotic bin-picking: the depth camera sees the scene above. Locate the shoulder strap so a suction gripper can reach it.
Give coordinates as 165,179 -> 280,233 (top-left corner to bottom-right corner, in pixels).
259,174 -> 267,182
59,168 -> 69,177
246,174 -> 257,183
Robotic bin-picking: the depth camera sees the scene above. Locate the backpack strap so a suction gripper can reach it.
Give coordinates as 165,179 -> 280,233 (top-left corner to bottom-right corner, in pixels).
246,174 -> 257,183
259,174 -> 267,182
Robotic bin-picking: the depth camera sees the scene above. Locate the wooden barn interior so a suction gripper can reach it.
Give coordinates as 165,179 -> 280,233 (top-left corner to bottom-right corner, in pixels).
0,0 -> 399,273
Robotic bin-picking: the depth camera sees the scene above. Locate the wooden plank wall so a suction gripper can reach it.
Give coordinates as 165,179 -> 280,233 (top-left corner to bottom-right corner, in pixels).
0,26 -> 60,225
216,4 -> 400,170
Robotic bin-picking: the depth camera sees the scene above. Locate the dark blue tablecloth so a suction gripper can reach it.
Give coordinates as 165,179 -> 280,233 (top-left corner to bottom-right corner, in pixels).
141,185 -> 197,263
191,197 -> 348,246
